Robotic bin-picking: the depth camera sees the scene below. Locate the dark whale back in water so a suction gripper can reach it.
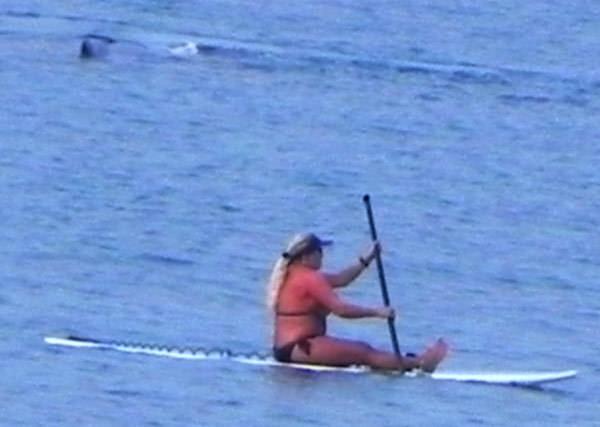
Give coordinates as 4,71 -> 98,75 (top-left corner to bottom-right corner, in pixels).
79,35 -> 117,59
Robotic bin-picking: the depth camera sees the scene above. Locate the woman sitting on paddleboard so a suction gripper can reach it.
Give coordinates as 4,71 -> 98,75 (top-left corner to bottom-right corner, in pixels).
267,232 -> 447,371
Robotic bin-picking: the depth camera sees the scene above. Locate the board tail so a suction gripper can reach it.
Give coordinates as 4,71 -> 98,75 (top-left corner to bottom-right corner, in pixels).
44,335 -> 261,361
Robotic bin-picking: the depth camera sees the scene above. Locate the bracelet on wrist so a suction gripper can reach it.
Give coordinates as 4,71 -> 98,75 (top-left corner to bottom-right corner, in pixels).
359,256 -> 369,268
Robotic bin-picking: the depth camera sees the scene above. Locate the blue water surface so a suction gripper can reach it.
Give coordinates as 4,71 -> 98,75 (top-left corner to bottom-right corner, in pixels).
1,1 -> 599,426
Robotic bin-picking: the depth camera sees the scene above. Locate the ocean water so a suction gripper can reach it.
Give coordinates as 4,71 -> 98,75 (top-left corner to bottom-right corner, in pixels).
1,1 -> 599,426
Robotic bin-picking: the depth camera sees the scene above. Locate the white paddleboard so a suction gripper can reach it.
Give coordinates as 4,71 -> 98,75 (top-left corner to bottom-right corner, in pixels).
44,336 -> 576,386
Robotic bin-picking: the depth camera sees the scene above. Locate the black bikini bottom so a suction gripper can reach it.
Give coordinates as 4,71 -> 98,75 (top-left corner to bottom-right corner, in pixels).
273,336 -> 316,363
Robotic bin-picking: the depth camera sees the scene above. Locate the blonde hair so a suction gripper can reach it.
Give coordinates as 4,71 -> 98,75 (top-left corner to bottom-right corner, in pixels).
266,233 -> 316,310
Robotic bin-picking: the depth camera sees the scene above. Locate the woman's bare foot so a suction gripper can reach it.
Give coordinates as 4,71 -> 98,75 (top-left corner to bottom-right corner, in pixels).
418,338 -> 449,373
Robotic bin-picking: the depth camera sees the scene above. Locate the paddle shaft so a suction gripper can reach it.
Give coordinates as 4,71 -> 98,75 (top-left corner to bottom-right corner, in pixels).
362,194 -> 401,356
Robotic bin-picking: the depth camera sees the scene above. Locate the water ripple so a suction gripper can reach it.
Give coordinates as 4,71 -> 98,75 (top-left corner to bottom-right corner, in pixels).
137,253 -> 196,266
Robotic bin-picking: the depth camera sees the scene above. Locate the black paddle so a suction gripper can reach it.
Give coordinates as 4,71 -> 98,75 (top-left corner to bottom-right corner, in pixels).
362,194 -> 401,356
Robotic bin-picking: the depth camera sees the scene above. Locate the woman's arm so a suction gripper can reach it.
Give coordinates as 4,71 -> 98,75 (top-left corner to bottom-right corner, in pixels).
324,242 -> 380,288
323,260 -> 367,288
307,273 -> 392,319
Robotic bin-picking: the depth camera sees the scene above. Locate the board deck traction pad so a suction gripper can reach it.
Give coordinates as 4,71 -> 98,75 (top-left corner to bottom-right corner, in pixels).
44,335 -> 577,386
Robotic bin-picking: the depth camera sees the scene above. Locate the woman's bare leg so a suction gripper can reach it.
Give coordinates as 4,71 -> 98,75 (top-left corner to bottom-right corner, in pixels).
291,336 -> 448,372
290,335 -> 399,369
366,338 -> 448,371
